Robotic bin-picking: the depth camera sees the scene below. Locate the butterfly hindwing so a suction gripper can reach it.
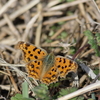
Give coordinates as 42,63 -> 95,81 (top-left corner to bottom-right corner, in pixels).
26,59 -> 59,85
26,60 -> 43,80
55,56 -> 78,78
41,65 -> 58,85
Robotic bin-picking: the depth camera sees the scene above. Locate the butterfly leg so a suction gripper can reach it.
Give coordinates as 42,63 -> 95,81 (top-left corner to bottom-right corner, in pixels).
72,72 -> 79,87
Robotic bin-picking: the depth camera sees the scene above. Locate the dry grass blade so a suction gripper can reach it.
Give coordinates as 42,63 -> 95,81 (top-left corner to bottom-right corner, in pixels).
3,14 -> 20,40
0,0 -> 17,16
32,11 -> 63,17
0,85 -> 15,92
0,70 -> 10,76
47,0 -> 61,8
43,15 -> 78,25
49,0 -> 90,11
0,0 -> 40,27
35,3 -> 43,46
23,12 -> 40,41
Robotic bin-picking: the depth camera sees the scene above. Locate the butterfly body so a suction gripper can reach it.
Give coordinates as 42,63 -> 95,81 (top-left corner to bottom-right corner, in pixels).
16,41 -> 78,85
41,52 -> 55,77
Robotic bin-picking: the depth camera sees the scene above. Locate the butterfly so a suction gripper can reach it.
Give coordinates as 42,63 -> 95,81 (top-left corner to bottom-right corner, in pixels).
16,41 -> 78,85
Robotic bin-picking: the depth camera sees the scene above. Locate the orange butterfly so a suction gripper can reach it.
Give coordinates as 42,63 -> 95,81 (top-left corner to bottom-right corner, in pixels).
16,41 -> 78,85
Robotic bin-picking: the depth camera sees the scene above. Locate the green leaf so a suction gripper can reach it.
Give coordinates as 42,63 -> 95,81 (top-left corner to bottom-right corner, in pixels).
87,99 -> 94,100
58,87 -> 77,97
58,21 -> 65,25
46,39 -> 52,43
84,30 -> 94,40
19,98 -> 34,100
49,82 -> 60,88
75,96 -> 84,100
33,84 -> 51,100
91,93 -> 96,100
11,82 -> 34,100
67,11 -> 73,15
11,93 -> 34,100
66,0 -> 75,2
88,40 -> 96,49
70,46 -> 76,55
95,33 -> 100,46
11,97 -> 18,100
61,32 -> 67,38
11,94 -> 22,100
49,30 -> 55,36
93,68 -> 99,75
22,81 -> 29,98
84,30 -> 100,57
58,88 -> 84,100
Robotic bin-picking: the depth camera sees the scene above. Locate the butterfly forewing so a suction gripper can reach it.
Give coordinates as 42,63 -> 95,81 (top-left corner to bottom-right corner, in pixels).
16,41 -> 47,62
55,56 -> 78,78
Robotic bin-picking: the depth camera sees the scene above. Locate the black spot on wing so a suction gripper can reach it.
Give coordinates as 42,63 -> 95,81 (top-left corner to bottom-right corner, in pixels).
30,54 -> 33,56
49,72 -> 51,75
34,56 -> 38,59
33,47 -> 37,51
56,58 -> 58,60
57,65 -> 60,68
25,47 -> 28,50
28,51 -> 31,53
54,69 -> 57,72
42,52 -> 45,55
31,70 -> 38,75
62,66 -> 64,69
52,68 -> 54,71
63,59 -> 66,63
60,71 -> 63,74
65,65 -> 67,68
38,50 -> 41,54
36,67 -> 39,69
59,58 -> 62,62
68,64 -> 71,67
38,61 -> 40,65
27,57 -> 30,61
70,60 -> 73,64
46,77 -> 51,79
52,74 -> 56,78
31,64 -> 34,68
34,61 -> 37,63
68,60 -> 73,67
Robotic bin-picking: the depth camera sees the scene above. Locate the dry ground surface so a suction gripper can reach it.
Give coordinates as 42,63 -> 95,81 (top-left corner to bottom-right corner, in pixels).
0,0 -> 100,100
